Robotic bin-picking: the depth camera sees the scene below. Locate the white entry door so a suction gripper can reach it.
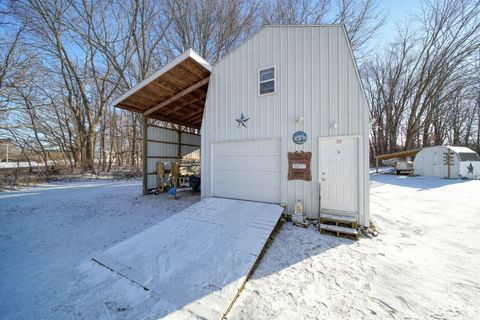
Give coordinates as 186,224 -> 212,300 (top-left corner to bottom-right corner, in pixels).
211,139 -> 281,203
318,137 -> 359,213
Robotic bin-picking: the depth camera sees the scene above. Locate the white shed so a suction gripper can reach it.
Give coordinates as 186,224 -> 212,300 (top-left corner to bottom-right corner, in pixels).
413,146 -> 480,179
202,25 -> 369,225
113,25 -> 370,226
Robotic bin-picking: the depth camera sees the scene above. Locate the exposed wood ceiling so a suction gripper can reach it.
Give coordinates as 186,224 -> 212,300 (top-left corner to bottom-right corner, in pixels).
113,50 -> 211,129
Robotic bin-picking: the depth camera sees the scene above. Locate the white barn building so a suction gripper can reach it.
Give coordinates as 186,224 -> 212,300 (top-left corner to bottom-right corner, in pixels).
113,25 -> 370,226
413,146 -> 480,179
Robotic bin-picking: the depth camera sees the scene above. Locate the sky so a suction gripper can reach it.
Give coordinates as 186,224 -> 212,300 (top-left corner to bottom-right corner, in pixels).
376,0 -> 423,42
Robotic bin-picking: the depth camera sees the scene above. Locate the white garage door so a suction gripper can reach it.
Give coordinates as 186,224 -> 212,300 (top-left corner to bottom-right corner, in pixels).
212,139 -> 281,203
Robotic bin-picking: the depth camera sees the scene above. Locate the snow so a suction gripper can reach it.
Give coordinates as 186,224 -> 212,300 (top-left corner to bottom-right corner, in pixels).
0,180 -> 200,319
92,198 -> 283,319
1,174 -> 479,319
228,174 -> 480,320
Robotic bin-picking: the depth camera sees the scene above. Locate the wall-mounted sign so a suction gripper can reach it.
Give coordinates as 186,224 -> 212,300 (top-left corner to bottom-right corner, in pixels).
292,163 -> 307,169
288,151 -> 312,181
293,131 -> 307,144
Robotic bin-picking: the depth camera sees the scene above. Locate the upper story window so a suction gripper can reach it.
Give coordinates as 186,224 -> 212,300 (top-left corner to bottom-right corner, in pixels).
258,66 -> 275,95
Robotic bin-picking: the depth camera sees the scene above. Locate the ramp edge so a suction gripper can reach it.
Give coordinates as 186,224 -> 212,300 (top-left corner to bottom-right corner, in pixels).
221,206 -> 285,319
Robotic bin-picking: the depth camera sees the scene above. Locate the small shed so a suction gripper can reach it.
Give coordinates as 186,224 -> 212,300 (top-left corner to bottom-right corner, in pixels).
413,146 -> 480,178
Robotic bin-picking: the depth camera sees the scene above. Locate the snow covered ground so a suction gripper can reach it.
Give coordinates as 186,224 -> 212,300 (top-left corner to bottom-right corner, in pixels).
1,174 -> 479,319
229,174 -> 480,320
0,180 -> 201,320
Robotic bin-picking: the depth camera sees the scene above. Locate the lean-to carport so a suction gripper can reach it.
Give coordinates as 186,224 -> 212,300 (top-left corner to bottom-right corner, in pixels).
112,49 -> 211,194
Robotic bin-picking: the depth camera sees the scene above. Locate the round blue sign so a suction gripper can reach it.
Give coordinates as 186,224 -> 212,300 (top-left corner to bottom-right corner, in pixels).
293,131 -> 307,144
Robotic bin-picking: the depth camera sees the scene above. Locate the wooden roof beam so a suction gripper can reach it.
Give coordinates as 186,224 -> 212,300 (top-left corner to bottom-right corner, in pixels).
148,113 -> 201,129
182,108 -> 205,122
375,149 -> 422,161
162,92 -> 207,117
143,77 -> 209,116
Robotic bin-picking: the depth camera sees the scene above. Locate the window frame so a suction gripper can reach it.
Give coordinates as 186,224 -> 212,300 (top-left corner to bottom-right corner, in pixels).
258,66 -> 276,96
458,152 -> 480,161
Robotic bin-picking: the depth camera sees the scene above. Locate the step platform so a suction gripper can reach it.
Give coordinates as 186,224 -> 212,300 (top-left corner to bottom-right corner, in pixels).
319,224 -> 359,239
319,210 -> 359,239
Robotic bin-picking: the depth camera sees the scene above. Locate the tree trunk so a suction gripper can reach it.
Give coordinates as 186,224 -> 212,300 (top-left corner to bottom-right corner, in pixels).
84,129 -> 96,172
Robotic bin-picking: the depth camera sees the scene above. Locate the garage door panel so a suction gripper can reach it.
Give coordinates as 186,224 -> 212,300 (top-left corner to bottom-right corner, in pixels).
212,140 -> 281,203
245,158 -> 259,170
261,173 -> 281,186
262,156 -> 281,171
261,141 -> 280,154
244,143 -> 259,154
213,184 -> 279,203
230,158 -> 244,169
214,143 -> 229,155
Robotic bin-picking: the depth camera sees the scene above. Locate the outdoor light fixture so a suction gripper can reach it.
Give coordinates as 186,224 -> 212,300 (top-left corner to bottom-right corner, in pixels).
330,122 -> 338,129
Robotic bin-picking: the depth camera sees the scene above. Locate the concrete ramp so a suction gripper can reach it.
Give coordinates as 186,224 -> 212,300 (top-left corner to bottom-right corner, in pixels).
92,197 -> 284,319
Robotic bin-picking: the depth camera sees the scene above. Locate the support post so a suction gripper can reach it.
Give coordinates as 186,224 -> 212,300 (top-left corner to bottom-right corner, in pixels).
447,149 -> 452,179
376,157 -> 379,173
142,116 -> 148,195
177,130 -> 182,160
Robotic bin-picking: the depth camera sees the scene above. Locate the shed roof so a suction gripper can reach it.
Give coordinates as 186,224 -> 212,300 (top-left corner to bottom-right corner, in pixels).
421,146 -> 477,154
112,49 -> 211,129
443,146 -> 476,153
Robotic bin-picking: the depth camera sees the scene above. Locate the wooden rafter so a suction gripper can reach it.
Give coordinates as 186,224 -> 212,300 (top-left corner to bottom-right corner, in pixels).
148,113 -> 201,129
162,92 -> 207,117
143,77 -> 210,116
182,108 -> 205,122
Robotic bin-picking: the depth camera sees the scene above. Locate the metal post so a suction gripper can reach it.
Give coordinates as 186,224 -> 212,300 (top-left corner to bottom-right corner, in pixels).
177,130 -> 182,160
142,116 -> 148,195
447,149 -> 452,179
5,142 -> 8,164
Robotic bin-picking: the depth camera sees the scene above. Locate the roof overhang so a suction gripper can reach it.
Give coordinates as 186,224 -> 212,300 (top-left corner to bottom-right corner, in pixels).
113,49 -> 211,129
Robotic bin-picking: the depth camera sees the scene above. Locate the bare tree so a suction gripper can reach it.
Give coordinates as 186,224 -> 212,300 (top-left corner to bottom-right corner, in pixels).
261,0 -> 385,57
364,0 -> 480,158
164,0 -> 260,63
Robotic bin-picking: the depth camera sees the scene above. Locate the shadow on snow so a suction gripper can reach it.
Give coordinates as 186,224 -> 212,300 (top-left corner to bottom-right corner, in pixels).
370,173 -> 470,190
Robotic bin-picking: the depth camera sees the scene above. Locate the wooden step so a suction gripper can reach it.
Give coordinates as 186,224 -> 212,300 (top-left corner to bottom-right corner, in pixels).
320,224 -> 359,239
321,209 -> 358,216
320,213 -> 357,224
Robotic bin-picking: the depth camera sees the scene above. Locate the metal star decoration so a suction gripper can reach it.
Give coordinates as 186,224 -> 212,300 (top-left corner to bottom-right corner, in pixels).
467,162 -> 474,174
235,113 -> 250,128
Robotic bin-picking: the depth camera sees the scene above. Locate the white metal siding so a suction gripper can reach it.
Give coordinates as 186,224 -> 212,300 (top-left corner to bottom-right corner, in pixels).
202,25 -> 369,224
459,161 -> 480,177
